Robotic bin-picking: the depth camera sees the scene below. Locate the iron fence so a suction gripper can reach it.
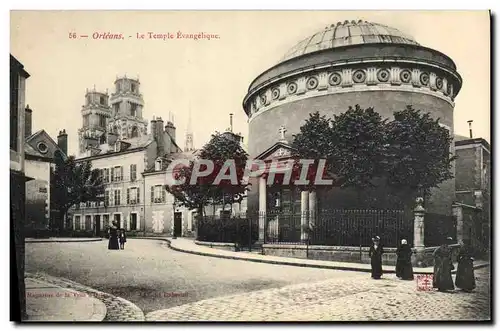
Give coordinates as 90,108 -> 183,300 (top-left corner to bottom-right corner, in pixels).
196,213 -> 259,248
424,213 -> 457,247
261,209 -> 413,247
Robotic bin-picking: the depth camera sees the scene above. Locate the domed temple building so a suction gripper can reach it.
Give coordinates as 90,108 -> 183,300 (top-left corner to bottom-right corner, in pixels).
242,20 -> 462,237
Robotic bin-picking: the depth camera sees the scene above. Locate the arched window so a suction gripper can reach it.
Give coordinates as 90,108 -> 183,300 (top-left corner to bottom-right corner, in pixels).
131,126 -> 138,138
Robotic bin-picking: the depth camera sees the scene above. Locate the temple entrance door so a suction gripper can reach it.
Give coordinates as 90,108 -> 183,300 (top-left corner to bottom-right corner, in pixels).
267,186 -> 301,242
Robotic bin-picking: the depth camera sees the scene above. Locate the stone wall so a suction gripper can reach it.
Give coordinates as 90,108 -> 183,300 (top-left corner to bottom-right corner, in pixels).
262,243 -> 460,267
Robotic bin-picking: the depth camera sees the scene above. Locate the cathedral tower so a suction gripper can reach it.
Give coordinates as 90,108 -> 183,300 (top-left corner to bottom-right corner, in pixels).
78,87 -> 112,154
107,75 -> 148,140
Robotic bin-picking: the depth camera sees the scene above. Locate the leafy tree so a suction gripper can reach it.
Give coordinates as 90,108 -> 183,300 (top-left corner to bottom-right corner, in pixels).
50,153 -> 105,232
330,105 -> 388,191
165,132 -> 249,217
291,112 -> 335,192
385,105 -> 456,204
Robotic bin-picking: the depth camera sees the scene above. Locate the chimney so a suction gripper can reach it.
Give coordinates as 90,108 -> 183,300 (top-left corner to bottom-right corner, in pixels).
25,105 -> 32,138
155,116 -> 165,156
165,121 -> 176,143
229,113 -> 233,132
467,120 -> 473,139
57,129 -> 68,155
150,116 -> 157,137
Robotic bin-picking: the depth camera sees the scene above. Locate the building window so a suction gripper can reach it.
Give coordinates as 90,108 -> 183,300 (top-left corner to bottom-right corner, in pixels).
99,114 -> 107,128
131,83 -> 136,93
113,102 -> 120,115
151,185 -> 166,203
37,142 -> 48,154
104,168 -> 110,183
130,164 -> 137,181
87,95 -> 91,105
100,96 -> 105,106
130,103 -> 138,117
99,134 -> 106,145
114,189 -> 121,206
127,187 -> 140,204
131,126 -> 138,138
130,213 -> 138,230
104,190 -> 110,206
85,215 -> 92,229
74,215 -> 81,230
155,159 -> 163,171
113,166 -> 123,181
83,115 -> 89,127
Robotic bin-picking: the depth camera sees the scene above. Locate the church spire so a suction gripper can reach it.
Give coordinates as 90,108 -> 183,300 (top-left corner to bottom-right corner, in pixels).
185,107 -> 194,152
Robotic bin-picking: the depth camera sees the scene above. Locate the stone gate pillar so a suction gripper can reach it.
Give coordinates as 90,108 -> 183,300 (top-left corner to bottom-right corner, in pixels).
308,190 -> 317,233
413,197 -> 426,266
452,203 -> 464,244
300,190 -> 309,242
258,176 -> 267,242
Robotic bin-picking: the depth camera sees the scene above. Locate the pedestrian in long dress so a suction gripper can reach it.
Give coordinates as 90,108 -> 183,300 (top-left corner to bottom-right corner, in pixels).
432,237 -> 455,292
119,228 -> 127,250
108,221 -> 120,250
369,236 -> 383,279
396,239 -> 414,280
455,239 -> 476,292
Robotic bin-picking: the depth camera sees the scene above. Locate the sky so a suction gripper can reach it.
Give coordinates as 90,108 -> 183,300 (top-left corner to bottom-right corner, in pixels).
10,10 -> 490,156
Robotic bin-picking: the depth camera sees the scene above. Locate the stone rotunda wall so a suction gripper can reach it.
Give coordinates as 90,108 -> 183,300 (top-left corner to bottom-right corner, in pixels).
242,21 -> 462,216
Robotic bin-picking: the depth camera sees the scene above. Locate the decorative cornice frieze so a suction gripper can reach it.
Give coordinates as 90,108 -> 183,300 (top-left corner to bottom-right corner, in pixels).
246,64 -> 457,121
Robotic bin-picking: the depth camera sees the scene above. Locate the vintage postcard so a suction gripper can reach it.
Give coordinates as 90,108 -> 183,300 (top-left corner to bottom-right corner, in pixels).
10,10 -> 491,322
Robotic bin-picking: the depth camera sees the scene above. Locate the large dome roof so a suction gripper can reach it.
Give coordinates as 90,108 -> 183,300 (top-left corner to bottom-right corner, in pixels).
281,20 -> 420,62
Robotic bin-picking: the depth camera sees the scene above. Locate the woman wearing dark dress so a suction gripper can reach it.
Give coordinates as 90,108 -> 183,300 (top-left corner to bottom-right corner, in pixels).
108,221 -> 120,250
432,237 -> 455,292
396,239 -> 414,280
119,228 -> 127,250
369,236 -> 383,279
455,239 -> 476,292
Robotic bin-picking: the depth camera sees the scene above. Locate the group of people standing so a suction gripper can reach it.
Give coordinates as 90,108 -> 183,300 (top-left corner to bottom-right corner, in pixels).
369,235 -> 476,292
107,220 -> 127,250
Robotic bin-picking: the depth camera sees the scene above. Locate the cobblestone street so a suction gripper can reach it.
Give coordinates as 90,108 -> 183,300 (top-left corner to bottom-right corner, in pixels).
26,240 -> 491,321
146,267 -> 491,321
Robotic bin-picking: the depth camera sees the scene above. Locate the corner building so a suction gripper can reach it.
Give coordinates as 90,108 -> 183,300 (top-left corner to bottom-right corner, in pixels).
242,20 -> 462,216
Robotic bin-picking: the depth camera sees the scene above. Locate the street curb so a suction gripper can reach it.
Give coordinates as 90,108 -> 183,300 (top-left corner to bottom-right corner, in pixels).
25,272 -> 145,321
26,238 -> 103,243
138,237 -> 490,275
25,277 -> 107,322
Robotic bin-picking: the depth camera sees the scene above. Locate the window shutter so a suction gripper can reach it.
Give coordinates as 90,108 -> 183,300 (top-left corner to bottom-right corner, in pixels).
120,166 -> 124,180
130,164 -> 133,180
151,186 -> 154,203
137,188 -> 140,203
162,188 -> 166,203
127,188 -> 130,204
110,168 -> 114,182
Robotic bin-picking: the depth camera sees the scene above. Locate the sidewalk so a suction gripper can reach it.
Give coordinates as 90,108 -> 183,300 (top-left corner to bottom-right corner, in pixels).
26,237 -> 103,243
145,237 -> 490,274
25,277 -> 106,321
